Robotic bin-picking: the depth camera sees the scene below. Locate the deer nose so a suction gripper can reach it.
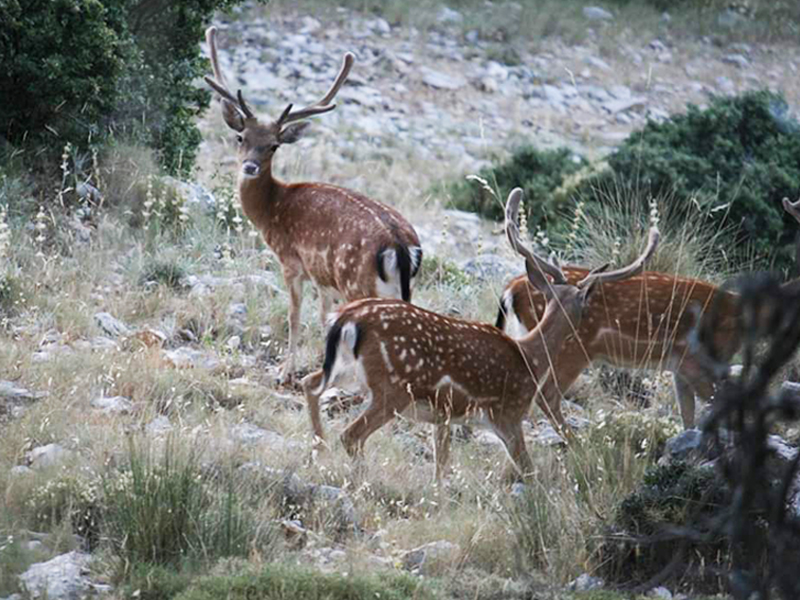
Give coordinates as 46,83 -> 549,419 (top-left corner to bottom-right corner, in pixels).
242,161 -> 260,177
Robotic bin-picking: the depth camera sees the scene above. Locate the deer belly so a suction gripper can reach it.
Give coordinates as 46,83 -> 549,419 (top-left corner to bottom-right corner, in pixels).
591,329 -> 679,369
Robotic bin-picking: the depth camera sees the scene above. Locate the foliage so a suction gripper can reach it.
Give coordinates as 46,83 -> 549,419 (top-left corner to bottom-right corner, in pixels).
599,461 -> 729,592
25,473 -> 101,547
102,437 -> 276,570
417,255 -> 472,288
0,0 -> 251,176
583,408 -> 682,461
171,563 -> 434,600
139,259 -> 187,290
0,0 -> 127,148
444,146 -> 588,233
588,90 -> 800,271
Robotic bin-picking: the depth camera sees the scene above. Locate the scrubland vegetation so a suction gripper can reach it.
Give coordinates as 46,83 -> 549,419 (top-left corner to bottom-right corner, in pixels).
2,0 -> 800,598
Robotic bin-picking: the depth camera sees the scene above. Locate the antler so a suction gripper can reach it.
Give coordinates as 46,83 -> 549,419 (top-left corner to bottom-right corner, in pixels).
784,197 -> 800,224
204,27 -> 253,128
278,52 -> 355,126
504,188 -> 568,288
576,226 -> 660,289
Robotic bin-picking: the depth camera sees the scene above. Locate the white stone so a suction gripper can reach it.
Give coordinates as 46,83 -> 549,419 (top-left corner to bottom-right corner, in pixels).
91,396 -> 133,414
19,552 -> 92,600
583,6 -> 614,21
94,312 -> 130,338
420,67 -> 467,91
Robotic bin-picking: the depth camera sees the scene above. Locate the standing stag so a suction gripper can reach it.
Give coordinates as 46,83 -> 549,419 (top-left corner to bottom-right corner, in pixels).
496,198 -> 800,433
302,189 -> 659,481
204,27 -> 422,380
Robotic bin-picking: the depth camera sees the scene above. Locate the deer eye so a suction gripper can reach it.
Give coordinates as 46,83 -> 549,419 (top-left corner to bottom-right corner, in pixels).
236,134 -> 243,144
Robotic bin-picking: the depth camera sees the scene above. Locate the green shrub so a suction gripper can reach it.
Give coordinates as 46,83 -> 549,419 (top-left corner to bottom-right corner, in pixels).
591,90 -> 800,270
139,260 -> 187,290
25,473 -> 101,547
0,0 -> 250,176
443,146 -> 588,233
102,437 -> 277,570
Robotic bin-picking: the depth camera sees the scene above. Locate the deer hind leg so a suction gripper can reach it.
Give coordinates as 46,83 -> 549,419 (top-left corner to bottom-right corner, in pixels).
280,268 -> 305,383
433,423 -> 452,484
340,384 -> 411,458
673,357 -> 716,429
301,369 -> 327,445
318,288 -> 334,328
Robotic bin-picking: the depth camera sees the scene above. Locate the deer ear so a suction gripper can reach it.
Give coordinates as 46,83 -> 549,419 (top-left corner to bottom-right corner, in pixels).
280,122 -> 311,145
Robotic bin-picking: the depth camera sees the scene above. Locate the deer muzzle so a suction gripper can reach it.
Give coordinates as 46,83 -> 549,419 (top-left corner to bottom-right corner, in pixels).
242,160 -> 261,178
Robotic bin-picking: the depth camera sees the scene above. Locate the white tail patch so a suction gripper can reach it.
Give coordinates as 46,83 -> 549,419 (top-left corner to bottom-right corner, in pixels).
501,290 -> 530,339
408,245 -> 423,277
376,247 -> 403,298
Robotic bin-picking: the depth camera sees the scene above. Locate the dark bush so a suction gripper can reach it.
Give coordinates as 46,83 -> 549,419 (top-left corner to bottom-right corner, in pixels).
603,90 -> 800,270
0,0 -> 249,176
444,146 -> 587,233
599,461 -> 731,592
0,0 -> 127,146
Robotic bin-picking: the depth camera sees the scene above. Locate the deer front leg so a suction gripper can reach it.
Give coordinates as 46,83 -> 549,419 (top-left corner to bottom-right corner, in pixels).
279,267 -> 305,383
490,414 -> 535,481
532,348 -> 588,441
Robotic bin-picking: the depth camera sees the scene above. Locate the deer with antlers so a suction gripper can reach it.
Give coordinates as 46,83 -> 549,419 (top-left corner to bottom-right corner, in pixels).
204,27 -> 422,380
301,189 -> 660,481
494,199 -> 800,433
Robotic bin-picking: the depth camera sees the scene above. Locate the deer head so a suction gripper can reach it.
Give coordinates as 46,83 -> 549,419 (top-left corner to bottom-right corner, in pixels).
204,26 -> 354,179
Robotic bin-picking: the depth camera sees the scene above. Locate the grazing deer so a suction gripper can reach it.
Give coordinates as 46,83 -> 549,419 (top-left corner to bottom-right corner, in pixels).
302,189 -> 660,481
494,200 -> 800,431
204,27 -> 422,380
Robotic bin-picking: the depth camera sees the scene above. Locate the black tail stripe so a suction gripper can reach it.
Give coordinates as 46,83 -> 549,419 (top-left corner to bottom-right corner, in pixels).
396,244 -> 412,302
322,320 -> 343,382
495,303 -> 507,329
376,246 -> 388,283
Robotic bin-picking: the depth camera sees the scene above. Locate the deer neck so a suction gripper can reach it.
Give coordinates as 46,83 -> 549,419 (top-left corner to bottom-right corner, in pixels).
237,159 -> 284,230
516,300 -> 579,381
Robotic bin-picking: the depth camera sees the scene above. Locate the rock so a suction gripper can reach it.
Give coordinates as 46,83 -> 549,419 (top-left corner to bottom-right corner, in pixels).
369,17 -> 391,34
91,395 -> 133,414
608,84 -> 632,99
715,76 -> 735,94
27,444 -> 71,469
603,97 -> 647,114
568,573 -> 604,591
420,67 -> 467,91
649,586 -> 673,599
10,465 -> 34,477
543,84 -> 565,105
163,347 -> 221,370
510,482 -> 527,498
0,381 -> 47,401
94,312 -> 130,338
484,61 -> 509,81
298,16 -> 321,34
402,540 -> 460,574
663,428 -> 705,462
230,422 -> 288,450
225,335 -> 241,351
146,415 -> 173,436
584,56 -> 611,71
583,6 -> 613,21
19,551 -> 92,600
314,485 -> 359,532
437,6 -> 463,24
460,254 -> 519,282
722,54 -> 749,68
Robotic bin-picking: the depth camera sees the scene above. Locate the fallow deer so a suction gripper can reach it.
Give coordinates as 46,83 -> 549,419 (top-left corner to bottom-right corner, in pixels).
302,189 -> 660,481
494,200 -> 800,432
204,27 -> 422,380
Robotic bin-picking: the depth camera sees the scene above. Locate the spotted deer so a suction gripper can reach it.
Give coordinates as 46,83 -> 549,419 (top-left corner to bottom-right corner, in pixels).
495,200 -> 800,432
301,189 -> 660,481
204,27 -> 422,380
